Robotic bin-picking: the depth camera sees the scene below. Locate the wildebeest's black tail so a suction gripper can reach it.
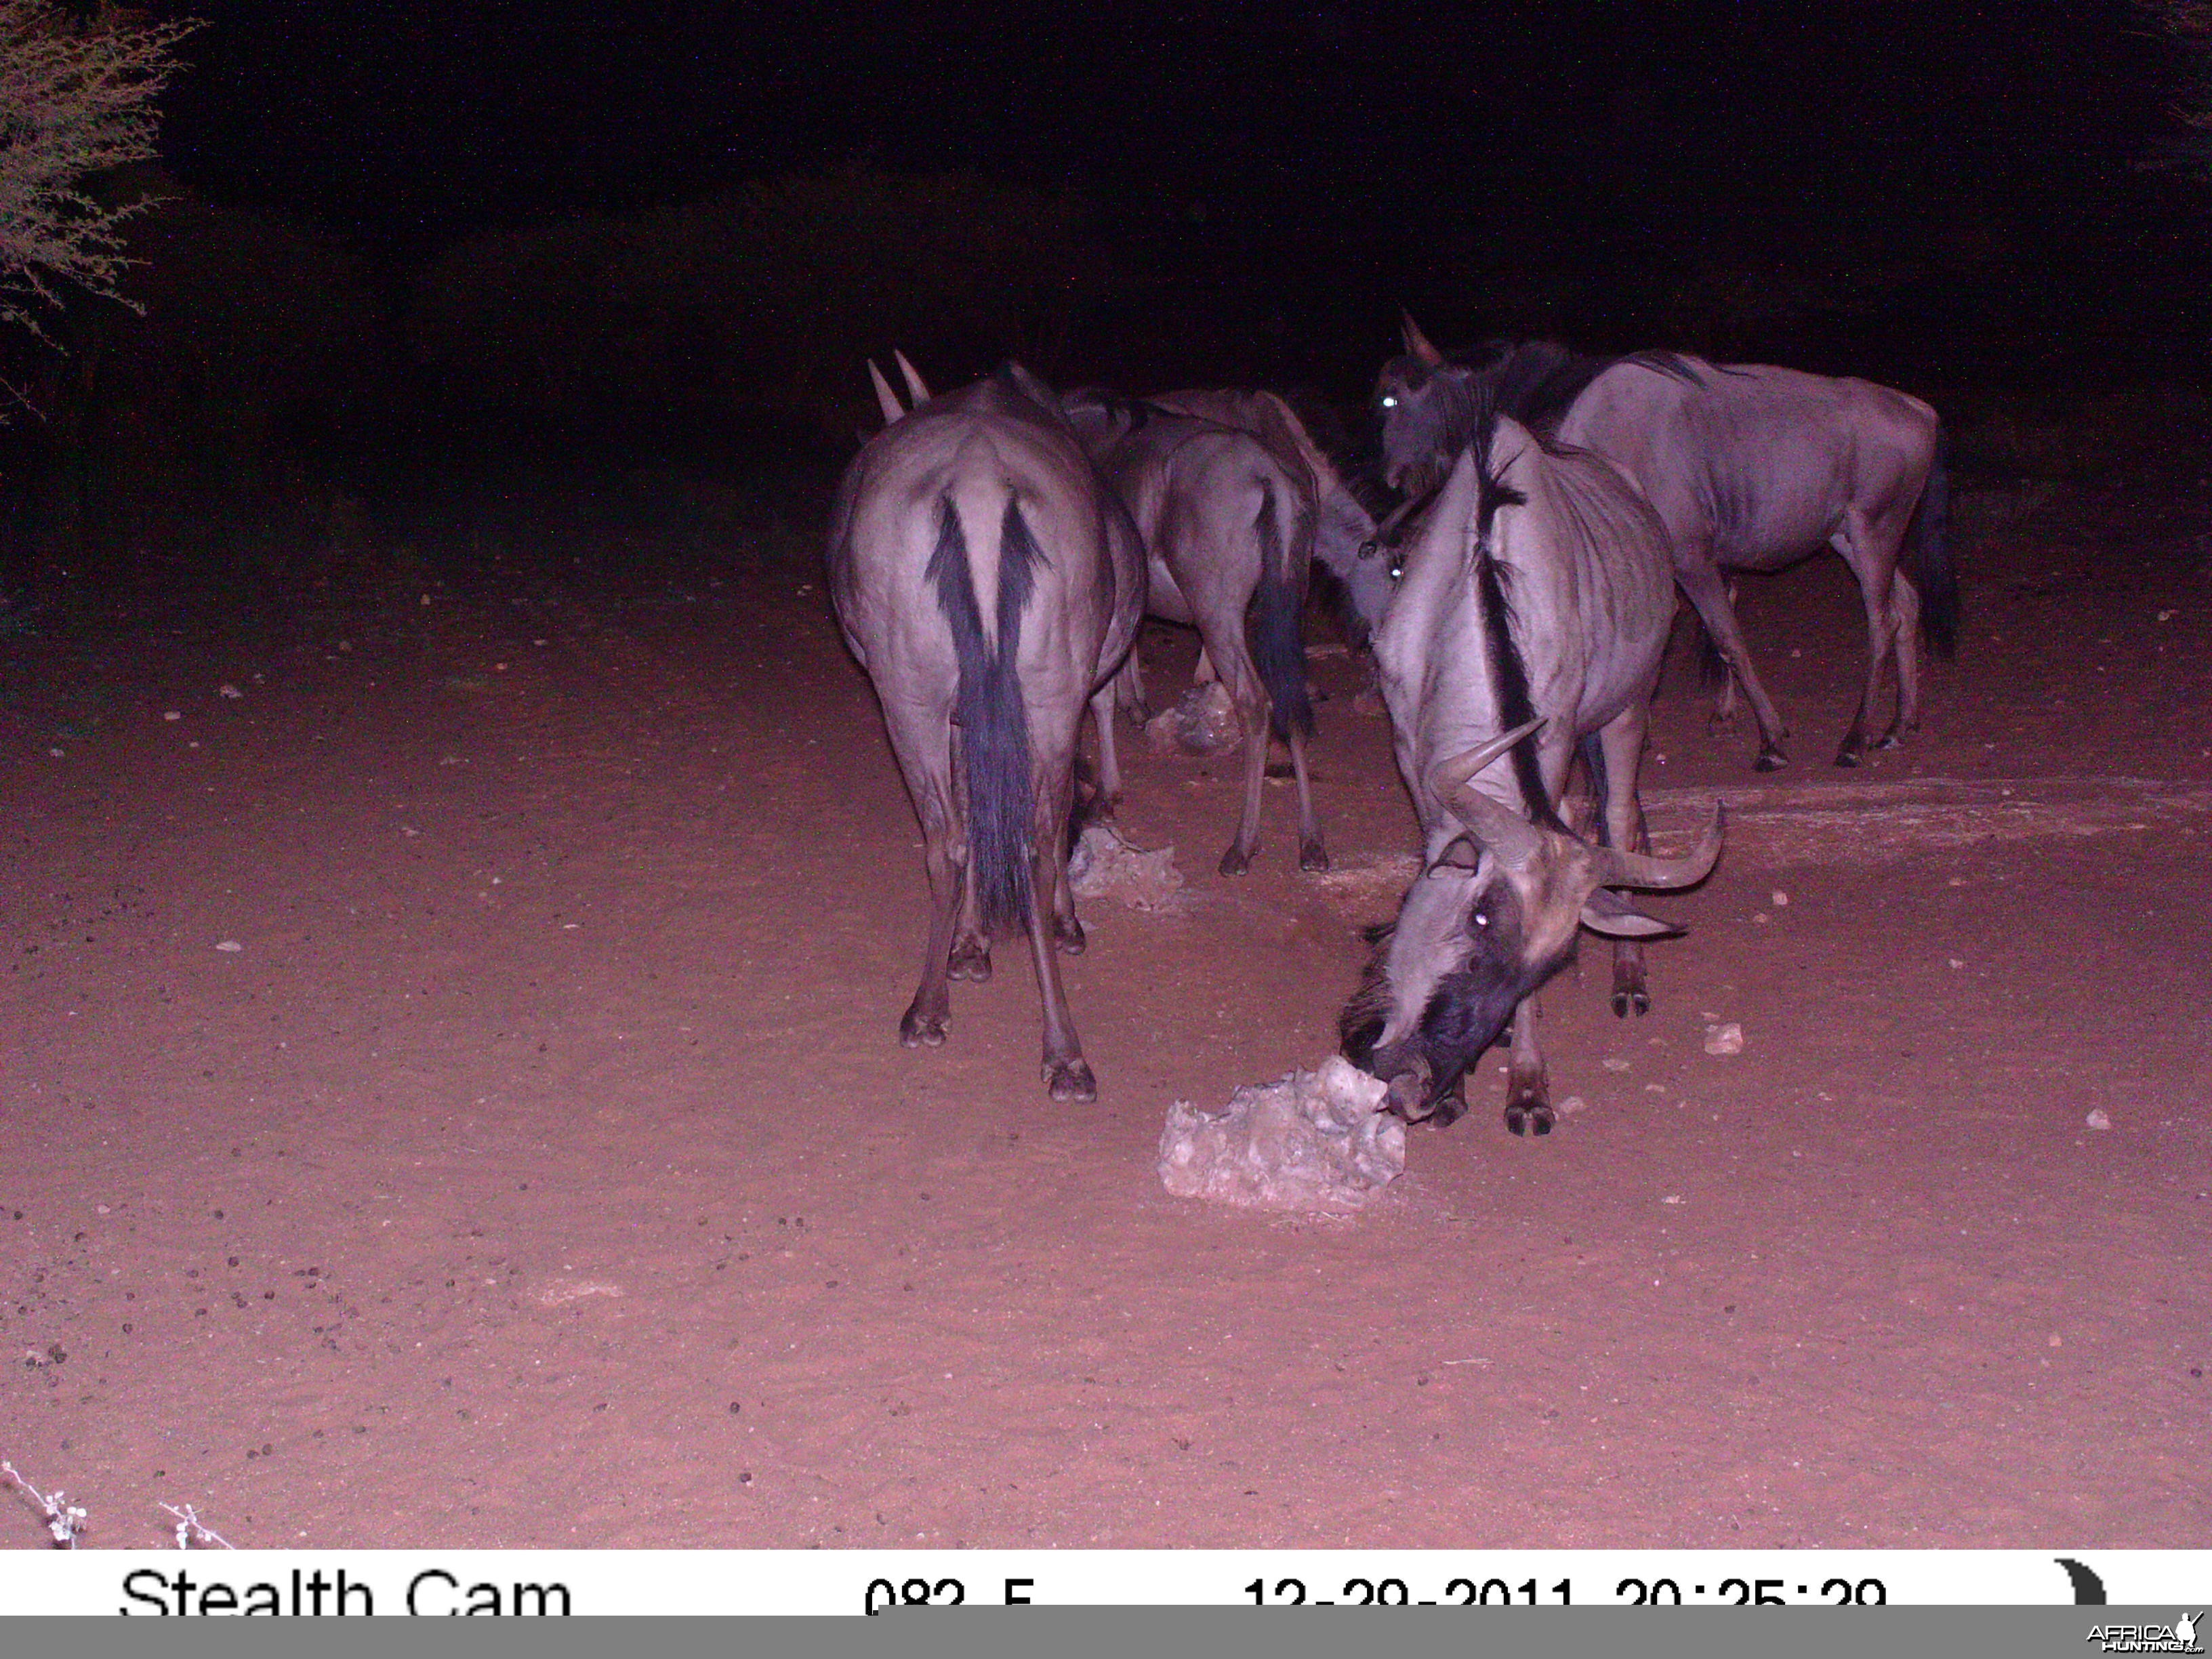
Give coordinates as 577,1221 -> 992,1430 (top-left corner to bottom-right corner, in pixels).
925,492 -> 1041,939
1247,484 -> 1315,741
1907,427 -> 1959,659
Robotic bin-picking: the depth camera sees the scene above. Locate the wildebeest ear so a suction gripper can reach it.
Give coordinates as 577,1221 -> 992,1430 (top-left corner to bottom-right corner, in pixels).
1401,310 -> 1443,367
1579,885 -> 1683,939
1004,361 -> 1061,407
1424,835 -> 1482,878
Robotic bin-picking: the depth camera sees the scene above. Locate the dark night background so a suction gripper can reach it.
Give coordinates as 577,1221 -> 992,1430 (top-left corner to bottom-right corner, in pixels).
4,0 -> 2208,593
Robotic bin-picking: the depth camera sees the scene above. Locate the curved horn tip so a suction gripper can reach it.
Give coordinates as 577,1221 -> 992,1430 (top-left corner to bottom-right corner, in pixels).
867,360 -> 904,426
893,349 -> 930,405
1427,717 -> 1545,800
1673,798 -> 1727,869
1597,799 -> 1727,890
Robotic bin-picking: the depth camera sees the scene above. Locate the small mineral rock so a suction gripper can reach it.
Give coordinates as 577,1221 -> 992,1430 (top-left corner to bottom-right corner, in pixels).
215,941 -> 243,953
1702,1022 -> 1745,1057
1159,1057 -> 1404,1214
1145,682 -> 1239,755
2085,1109 -> 2112,1131
1069,821 -> 1183,911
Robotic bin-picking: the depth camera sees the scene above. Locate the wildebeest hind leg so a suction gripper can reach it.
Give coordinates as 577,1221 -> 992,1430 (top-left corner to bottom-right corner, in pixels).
1111,649 -> 1149,729
899,807 -> 962,1049
1024,834 -> 1095,1102
1285,722 -> 1328,871
1048,823 -> 1086,958
1707,579 -> 1742,729
1833,525 -> 1903,767
1833,514 -> 1909,766
1088,680 -> 1124,818
945,742 -> 992,980
1214,644 -> 1271,876
1882,571 -> 1923,749
1677,557 -> 1790,770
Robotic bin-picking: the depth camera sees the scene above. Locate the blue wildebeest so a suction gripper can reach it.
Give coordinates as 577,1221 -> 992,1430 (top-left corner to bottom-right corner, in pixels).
1061,390 -> 1328,876
1339,394 -> 1723,1136
830,361 -> 1143,1101
1378,320 -> 1958,771
1145,388 -> 1392,641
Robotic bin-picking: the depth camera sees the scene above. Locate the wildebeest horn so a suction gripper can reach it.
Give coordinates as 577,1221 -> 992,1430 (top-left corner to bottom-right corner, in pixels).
1593,803 -> 1726,890
1401,310 -> 1443,367
867,360 -> 904,426
893,350 -> 931,407
1429,719 -> 1545,868
1369,479 -> 1442,552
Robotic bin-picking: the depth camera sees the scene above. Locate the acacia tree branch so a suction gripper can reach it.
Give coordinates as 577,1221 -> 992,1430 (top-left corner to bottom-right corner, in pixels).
0,1 -> 200,342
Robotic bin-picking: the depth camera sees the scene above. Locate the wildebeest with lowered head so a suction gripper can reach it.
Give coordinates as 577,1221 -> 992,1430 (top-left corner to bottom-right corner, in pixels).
828,361 -> 1144,1101
1061,389 -> 1328,876
1145,388 -> 1391,642
1378,320 -> 1957,771
1340,393 -> 1723,1135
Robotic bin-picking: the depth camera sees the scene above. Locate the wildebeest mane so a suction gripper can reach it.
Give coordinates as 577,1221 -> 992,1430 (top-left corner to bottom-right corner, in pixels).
1460,394 -> 1565,836
1383,342 -> 1713,472
1449,341 -> 1708,438
1339,463 -> 1396,524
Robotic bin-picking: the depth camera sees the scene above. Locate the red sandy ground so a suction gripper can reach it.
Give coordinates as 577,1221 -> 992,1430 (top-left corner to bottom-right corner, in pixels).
2,464 -> 2207,1553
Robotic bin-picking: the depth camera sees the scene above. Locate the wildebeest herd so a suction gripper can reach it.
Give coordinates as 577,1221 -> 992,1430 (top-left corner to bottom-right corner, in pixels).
826,323 -> 1957,1132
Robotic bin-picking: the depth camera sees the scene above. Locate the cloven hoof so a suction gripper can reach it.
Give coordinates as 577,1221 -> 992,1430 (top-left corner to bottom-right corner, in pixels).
1046,1059 -> 1097,1103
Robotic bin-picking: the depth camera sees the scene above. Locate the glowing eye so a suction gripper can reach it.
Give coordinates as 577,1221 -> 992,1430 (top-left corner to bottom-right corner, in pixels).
1380,396 -> 1397,409
1473,912 -> 1489,927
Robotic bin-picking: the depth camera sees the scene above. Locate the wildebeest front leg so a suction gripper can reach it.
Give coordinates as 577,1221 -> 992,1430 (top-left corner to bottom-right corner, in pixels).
1502,992 -> 1552,1136
1597,709 -> 1652,1018
1676,553 -> 1790,771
